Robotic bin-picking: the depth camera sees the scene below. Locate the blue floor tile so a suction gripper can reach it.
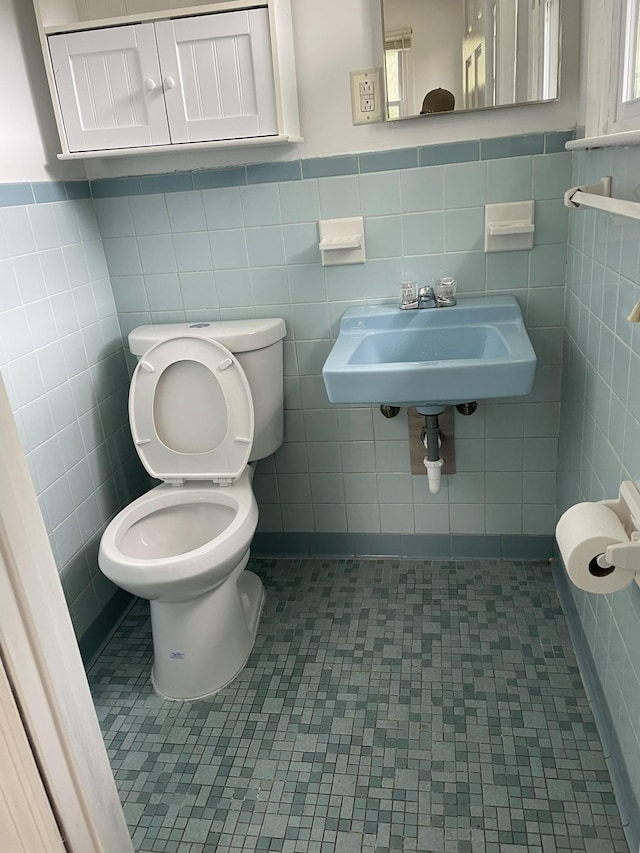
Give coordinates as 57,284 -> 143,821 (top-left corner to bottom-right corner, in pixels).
89,557 -> 629,852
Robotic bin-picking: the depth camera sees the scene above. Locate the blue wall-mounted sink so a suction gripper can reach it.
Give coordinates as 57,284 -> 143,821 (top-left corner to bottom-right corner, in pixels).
322,296 -> 537,408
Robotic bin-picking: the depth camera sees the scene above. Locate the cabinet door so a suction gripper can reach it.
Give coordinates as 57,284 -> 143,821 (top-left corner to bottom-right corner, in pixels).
48,24 -> 171,151
155,10 -> 278,143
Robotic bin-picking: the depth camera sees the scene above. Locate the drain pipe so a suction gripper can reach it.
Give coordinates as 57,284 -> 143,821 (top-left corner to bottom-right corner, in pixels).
422,413 -> 444,494
380,403 -> 445,493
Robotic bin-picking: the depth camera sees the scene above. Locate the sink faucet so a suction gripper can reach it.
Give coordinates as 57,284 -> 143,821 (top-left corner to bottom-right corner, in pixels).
417,285 -> 437,309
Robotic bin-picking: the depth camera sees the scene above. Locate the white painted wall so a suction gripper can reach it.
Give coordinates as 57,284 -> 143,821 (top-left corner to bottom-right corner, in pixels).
576,0 -> 613,138
0,0 -> 85,181
576,0 -> 591,132
3,0 -> 580,181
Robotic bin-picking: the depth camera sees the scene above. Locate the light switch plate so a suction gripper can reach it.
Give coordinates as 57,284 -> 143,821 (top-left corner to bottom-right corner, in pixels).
350,68 -> 384,125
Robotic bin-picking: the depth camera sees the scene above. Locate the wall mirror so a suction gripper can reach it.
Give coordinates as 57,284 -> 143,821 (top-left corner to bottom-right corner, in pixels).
381,0 -> 561,120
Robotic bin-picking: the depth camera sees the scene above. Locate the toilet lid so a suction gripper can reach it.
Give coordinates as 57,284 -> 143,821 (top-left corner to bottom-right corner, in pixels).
129,335 -> 254,484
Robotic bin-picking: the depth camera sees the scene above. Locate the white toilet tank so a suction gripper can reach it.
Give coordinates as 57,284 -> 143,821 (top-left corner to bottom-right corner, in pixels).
128,319 -> 286,461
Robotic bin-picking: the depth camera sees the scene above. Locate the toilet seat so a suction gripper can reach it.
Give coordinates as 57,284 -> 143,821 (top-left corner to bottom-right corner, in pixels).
129,335 -> 254,484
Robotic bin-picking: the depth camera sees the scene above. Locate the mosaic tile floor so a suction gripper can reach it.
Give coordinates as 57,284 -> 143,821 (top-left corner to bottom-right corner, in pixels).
89,558 -> 629,853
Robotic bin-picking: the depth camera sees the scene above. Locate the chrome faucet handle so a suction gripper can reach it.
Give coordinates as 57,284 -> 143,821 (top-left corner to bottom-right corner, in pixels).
417,285 -> 437,309
435,293 -> 457,307
435,276 -> 457,307
399,280 -> 418,309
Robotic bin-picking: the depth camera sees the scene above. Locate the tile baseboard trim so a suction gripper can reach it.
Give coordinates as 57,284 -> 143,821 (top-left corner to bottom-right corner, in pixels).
252,532 -> 553,560
552,557 -> 640,853
0,180 -> 91,207
0,131 -> 575,206
78,587 -> 134,670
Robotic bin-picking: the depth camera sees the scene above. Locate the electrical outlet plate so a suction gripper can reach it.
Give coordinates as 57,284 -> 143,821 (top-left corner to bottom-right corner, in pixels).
350,68 -> 384,125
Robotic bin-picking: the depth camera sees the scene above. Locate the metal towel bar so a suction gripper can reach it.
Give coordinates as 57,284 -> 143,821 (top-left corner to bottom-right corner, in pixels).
564,176 -> 640,221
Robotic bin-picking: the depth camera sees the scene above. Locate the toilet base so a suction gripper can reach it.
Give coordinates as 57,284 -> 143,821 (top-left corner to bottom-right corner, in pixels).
149,551 -> 265,701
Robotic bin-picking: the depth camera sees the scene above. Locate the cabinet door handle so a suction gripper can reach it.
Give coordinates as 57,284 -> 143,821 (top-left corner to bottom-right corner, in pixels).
163,77 -> 176,90
144,78 -> 158,92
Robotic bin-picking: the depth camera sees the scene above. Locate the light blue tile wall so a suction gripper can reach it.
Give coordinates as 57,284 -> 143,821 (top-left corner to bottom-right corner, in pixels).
8,130 -> 640,831
0,134 -> 571,656
559,144 -> 640,847
96,137 -> 570,546
0,194 -> 146,656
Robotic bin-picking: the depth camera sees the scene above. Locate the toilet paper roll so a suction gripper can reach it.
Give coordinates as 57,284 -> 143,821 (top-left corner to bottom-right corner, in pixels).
556,502 -> 635,594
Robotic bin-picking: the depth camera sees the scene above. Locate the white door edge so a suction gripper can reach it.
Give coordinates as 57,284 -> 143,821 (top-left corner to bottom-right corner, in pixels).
0,374 -> 133,853
0,655 -> 64,851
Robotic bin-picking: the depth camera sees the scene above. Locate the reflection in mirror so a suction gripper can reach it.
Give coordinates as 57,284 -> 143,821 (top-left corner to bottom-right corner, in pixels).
382,0 -> 561,121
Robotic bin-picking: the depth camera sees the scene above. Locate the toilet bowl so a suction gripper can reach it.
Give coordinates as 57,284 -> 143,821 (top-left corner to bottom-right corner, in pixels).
98,319 -> 285,701
100,473 -> 261,700
99,472 -> 258,603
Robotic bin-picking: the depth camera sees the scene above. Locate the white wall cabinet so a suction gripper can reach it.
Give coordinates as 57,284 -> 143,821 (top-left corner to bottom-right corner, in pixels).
156,11 -> 278,143
48,23 -> 171,151
33,1 -> 300,158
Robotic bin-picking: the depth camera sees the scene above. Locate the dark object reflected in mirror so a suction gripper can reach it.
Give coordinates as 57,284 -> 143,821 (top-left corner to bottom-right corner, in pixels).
420,88 -> 456,114
382,0 -> 561,122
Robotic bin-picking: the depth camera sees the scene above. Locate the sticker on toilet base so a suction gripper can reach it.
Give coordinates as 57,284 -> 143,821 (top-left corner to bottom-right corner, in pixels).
170,651 -> 185,659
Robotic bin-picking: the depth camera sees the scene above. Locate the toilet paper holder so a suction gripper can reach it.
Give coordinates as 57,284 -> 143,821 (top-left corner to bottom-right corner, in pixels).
597,481 -> 640,575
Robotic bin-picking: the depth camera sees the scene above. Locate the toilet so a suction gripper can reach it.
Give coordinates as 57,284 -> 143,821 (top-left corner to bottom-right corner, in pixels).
98,318 -> 286,701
